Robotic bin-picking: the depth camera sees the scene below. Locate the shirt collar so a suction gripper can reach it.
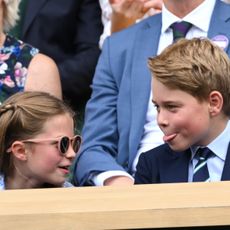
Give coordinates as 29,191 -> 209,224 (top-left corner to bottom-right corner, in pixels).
161,0 -> 216,34
208,120 -> 230,161
191,120 -> 230,161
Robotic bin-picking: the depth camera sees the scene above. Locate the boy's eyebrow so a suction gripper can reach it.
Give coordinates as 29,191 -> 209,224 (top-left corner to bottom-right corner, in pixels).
152,99 -> 181,104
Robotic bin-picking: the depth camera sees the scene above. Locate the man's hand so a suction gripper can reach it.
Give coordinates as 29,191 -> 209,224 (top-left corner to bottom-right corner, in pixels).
109,0 -> 162,20
104,176 -> 134,186
109,0 -> 162,32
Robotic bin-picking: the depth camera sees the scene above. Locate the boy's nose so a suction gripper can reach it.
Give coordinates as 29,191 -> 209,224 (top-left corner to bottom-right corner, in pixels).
157,111 -> 169,128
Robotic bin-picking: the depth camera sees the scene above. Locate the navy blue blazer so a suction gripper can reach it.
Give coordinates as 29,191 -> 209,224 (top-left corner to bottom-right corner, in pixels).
74,0 -> 230,185
20,0 -> 103,109
135,144 -> 230,184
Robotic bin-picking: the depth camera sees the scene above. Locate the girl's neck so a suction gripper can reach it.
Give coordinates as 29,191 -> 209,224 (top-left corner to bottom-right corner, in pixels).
5,166 -> 40,189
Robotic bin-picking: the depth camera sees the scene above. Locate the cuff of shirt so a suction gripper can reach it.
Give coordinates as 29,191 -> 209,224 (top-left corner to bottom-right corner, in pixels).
92,170 -> 134,186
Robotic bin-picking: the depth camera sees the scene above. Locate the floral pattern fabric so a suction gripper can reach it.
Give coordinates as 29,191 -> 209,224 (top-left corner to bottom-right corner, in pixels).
0,174 -> 5,190
0,34 -> 39,104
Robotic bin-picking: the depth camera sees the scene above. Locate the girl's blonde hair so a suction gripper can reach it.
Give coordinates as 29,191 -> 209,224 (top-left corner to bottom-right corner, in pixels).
3,0 -> 20,32
0,91 -> 75,176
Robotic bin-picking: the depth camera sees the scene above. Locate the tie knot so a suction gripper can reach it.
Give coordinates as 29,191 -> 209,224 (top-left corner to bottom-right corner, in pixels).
196,147 -> 212,161
170,21 -> 192,42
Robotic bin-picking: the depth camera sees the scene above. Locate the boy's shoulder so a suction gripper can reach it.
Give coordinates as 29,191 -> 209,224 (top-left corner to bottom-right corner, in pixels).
142,143 -> 173,158
141,143 -> 189,161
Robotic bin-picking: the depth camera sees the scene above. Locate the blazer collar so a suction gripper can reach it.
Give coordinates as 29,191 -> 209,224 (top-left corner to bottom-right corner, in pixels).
165,141 -> 230,182
221,143 -> 230,181
159,141 -> 230,183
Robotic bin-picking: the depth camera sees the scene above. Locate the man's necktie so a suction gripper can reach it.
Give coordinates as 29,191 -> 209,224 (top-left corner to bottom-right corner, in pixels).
193,147 -> 212,182
170,21 -> 192,42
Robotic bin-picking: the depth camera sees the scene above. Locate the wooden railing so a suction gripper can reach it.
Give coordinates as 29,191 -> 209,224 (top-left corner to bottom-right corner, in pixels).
1,181 -> 230,229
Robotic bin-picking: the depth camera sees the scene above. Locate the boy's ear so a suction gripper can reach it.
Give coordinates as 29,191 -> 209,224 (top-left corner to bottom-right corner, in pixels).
208,91 -> 223,116
10,141 -> 28,161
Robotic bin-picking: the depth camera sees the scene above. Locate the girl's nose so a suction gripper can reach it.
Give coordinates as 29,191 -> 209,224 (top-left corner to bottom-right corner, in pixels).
65,147 -> 76,160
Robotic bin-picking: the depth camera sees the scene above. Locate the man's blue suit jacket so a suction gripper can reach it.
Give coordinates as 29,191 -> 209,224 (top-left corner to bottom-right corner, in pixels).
135,143 -> 230,184
20,0 -> 103,109
74,0 -> 230,185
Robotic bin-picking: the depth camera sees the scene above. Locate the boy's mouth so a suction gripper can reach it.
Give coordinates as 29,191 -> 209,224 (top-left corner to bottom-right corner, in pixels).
163,133 -> 177,142
58,165 -> 70,175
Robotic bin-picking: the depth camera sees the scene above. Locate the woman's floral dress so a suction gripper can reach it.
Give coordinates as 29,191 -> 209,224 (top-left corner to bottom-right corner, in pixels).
0,34 -> 39,104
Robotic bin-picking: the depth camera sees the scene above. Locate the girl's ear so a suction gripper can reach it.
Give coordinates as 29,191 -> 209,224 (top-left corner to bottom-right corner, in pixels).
208,91 -> 223,117
10,141 -> 28,161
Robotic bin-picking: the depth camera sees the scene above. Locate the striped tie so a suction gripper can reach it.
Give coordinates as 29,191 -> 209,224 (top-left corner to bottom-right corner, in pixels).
193,147 -> 212,182
170,21 -> 192,42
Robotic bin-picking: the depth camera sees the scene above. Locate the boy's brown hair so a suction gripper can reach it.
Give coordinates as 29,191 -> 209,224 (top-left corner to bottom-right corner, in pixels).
148,38 -> 230,116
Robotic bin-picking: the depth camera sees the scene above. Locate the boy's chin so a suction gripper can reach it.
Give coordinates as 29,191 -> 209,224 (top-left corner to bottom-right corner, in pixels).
168,143 -> 188,152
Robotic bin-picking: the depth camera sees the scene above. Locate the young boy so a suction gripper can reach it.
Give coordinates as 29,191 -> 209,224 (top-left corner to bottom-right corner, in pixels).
135,38 -> 230,184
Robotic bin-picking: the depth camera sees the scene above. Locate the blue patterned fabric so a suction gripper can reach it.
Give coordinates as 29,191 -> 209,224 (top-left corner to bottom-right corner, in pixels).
0,34 -> 38,104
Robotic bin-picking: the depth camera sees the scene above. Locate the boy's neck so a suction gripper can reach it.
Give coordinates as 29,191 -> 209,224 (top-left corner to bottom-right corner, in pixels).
199,116 -> 229,146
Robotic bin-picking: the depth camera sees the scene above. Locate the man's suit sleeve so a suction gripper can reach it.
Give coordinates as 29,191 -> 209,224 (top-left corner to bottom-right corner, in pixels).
73,37 -> 126,186
60,0 -> 103,106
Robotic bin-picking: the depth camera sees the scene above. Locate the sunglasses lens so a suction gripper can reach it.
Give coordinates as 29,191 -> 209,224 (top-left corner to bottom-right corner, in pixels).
73,135 -> 81,153
59,136 -> 69,154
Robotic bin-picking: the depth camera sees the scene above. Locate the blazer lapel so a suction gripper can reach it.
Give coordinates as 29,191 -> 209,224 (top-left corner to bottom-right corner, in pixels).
221,143 -> 230,181
129,14 -> 162,164
161,148 -> 190,183
22,0 -> 48,37
208,0 -> 230,54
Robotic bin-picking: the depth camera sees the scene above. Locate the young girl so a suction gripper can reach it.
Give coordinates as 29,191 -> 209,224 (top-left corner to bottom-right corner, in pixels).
0,91 -> 81,189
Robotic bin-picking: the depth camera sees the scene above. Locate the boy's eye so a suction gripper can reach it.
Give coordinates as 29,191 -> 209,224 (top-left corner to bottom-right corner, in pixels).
165,104 -> 178,111
166,104 -> 175,108
153,104 -> 159,111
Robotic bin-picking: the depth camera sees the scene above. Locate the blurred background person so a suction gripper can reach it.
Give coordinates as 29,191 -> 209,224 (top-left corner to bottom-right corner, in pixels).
10,0 -> 103,114
0,0 -> 62,103
99,0 -> 162,48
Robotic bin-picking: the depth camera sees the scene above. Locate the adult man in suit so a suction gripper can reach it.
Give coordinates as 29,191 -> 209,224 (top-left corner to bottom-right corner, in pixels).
73,0 -> 230,186
19,0 -> 103,110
